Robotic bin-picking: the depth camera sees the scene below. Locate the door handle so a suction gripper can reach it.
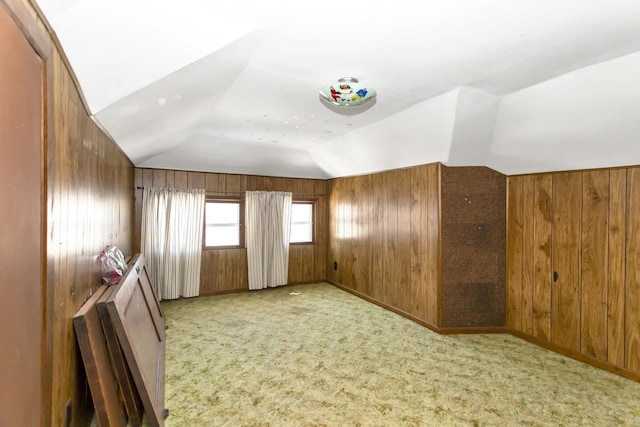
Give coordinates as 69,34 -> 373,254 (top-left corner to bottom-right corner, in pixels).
553,271 -> 559,282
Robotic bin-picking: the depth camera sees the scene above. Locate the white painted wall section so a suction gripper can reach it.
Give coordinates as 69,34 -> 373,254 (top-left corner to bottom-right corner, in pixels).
309,90 -> 459,178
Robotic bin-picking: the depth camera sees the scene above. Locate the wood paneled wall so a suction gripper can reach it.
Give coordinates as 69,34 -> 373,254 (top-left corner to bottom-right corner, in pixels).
327,164 -> 441,327
48,51 -> 134,427
4,1 -> 135,426
327,164 -> 506,330
133,169 -> 327,294
507,167 -> 640,378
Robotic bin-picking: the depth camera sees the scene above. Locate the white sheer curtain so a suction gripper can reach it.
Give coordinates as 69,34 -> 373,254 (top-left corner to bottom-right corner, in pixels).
245,191 -> 292,290
141,187 -> 205,300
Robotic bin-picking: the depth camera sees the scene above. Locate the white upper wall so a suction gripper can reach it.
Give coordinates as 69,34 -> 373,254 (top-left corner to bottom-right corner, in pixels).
487,51 -> 640,175
308,90 -> 459,178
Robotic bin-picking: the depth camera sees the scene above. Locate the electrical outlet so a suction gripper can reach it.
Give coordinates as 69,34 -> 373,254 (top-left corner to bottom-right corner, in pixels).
333,261 -> 338,271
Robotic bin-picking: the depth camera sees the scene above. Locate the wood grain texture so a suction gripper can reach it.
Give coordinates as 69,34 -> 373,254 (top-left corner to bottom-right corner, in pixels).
626,167 -> 640,372
580,170 -> 609,359
44,39 -> 134,427
426,164 -> 440,326
135,168 -> 327,295
327,164 -> 505,329
0,7 -> 44,425
410,166 -> 428,321
521,176 -> 535,335
507,166 -> 640,378
532,174 -> 552,341
73,286 -> 129,427
102,254 -> 165,427
551,172 -> 582,352
327,164 -> 441,327
608,169 -> 626,366
506,176 -> 524,331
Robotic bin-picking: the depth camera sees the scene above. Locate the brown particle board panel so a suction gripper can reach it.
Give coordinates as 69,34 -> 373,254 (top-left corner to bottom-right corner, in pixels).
96,286 -> 144,427
440,166 -> 506,328
101,254 -> 166,427
74,286 -> 128,427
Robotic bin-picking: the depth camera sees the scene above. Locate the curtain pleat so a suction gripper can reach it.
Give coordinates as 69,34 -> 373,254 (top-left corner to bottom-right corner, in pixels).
141,187 -> 205,300
246,191 -> 292,290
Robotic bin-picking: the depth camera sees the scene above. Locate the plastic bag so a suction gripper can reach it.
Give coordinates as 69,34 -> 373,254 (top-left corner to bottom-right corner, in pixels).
98,246 -> 127,285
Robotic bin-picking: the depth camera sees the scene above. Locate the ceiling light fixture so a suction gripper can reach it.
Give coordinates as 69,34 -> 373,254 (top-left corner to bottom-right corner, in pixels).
319,77 -> 376,110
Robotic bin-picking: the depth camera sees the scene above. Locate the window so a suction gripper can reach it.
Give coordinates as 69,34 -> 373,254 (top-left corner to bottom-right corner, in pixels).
290,201 -> 314,244
204,199 -> 244,248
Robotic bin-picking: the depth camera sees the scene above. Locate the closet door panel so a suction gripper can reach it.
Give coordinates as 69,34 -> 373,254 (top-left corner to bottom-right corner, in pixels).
551,172 -> 582,352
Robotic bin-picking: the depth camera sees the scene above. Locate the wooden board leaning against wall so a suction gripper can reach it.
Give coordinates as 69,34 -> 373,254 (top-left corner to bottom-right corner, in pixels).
506,166 -> 640,381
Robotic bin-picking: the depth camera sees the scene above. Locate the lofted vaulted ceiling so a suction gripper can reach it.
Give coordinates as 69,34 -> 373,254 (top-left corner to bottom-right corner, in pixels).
35,0 -> 640,178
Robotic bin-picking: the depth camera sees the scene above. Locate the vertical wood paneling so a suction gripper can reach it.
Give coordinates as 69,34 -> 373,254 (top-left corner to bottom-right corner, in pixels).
506,176 -> 524,331
626,167 -> 640,372
551,172 -> 582,352
397,170 -> 413,313
410,166 -> 427,320
426,164 -> 440,326
581,170 -> 609,359
372,172 -> 386,303
522,176 -> 535,334
532,174 -> 552,341
152,169 -> 166,187
327,164 -> 441,327
507,167 -> 640,377
48,49 -> 134,426
188,171 -> 205,189
608,169 -> 626,366
384,170 -> 399,307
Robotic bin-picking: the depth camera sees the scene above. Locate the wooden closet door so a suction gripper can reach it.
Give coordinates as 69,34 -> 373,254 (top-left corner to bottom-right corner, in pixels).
0,6 -> 44,426
551,172 -> 582,352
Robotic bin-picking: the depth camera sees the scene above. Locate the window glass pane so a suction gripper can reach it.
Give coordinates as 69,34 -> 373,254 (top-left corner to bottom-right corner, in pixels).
291,203 -> 312,223
206,202 -> 239,225
205,225 -> 239,246
205,201 -> 241,247
290,223 -> 312,243
290,203 -> 313,243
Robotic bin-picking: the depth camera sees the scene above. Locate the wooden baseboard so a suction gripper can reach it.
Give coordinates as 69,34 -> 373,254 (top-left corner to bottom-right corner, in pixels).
508,329 -> 640,383
327,280 -> 639,383
327,280 -> 507,335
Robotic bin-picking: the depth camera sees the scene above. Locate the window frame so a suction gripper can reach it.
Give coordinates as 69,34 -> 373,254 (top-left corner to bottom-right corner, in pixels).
203,197 -> 245,250
289,199 -> 316,246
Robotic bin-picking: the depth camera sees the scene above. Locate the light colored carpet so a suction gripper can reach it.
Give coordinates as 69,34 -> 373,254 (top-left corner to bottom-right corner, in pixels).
160,283 -> 640,426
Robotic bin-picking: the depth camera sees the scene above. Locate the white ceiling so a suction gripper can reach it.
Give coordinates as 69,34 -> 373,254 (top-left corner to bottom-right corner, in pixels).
35,0 -> 640,178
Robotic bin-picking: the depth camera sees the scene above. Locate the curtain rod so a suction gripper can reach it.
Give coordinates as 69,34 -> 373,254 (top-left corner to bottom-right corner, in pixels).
136,186 -> 325,197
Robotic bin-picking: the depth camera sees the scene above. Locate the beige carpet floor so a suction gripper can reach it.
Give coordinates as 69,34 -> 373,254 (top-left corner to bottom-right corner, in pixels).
160,282 -> 640,426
